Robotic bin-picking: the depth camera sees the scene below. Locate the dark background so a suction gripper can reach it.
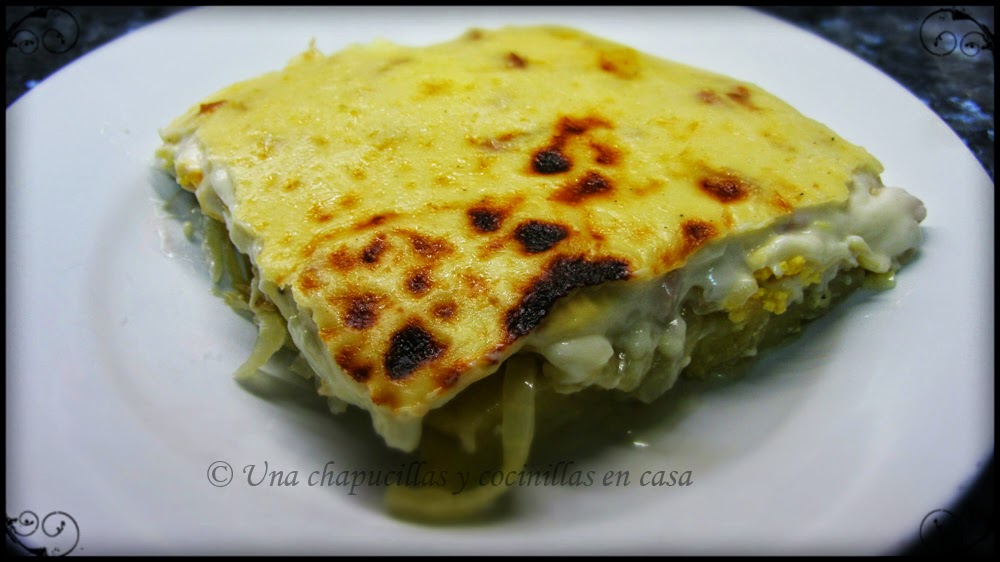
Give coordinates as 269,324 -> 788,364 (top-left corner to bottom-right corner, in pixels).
5,6 -> 994,556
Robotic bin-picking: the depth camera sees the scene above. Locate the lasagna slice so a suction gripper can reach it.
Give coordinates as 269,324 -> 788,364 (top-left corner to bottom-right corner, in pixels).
156,26 -> 925,518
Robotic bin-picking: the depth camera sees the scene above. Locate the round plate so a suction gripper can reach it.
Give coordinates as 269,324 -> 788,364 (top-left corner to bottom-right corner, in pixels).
6,6 -> 993,555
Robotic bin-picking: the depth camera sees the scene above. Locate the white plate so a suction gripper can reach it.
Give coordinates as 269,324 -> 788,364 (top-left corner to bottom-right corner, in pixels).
7,6 -> 993,555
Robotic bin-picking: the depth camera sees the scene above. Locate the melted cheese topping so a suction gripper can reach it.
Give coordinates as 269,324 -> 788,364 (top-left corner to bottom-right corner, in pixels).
158,26 -> 922,451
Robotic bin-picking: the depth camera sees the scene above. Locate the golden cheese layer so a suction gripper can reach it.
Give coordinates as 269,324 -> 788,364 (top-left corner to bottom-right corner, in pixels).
159,26 -> 883,423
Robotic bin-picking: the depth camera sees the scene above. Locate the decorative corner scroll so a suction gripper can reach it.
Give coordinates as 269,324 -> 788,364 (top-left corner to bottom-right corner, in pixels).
5,511 -> 80,556
920,8 -> 994,57
6,7 -> 80,55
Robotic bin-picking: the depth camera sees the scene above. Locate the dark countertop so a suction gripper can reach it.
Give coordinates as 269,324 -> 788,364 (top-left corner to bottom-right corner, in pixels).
5,6 -> 993,556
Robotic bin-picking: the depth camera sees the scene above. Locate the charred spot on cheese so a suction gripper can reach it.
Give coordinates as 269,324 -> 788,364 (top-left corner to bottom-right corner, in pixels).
467,206 -> 505,233
371,390 -> 398,408
726,85 -> 756,109
198,100 -> 227,115
409,233 -> 454,259
282,178 -> 302,192
344,293 -> 382,330
327,247 -> 354,271
385,323 -> 446,381
505,51 -> 527,68
355,213 -> 394,231
531,147 -> 572,174
589,141 -> 620,165
682,220 -> 717,250
597,47 -> 640,79
504,255 -> 631,342
360,234 -> 387,265
461,273 -> 488,296
514,221 -> 569,254
437,370 -> 461,389
553,170 -> 613,204
770,193 -> 793,213
587,225 -> 607,242
557,115 -> 612,137
532,115 -> 615,175
297,270 -> 321,293
432,301 -> 457,320
350,366 -> 371,382
338,193 -> 359,209
478,237 -> 506,259
335,349 -> 372,383
635,178 -> 665,197
699,173 -> 752,203
406,269 -> 433,296
697,89 -> 721,104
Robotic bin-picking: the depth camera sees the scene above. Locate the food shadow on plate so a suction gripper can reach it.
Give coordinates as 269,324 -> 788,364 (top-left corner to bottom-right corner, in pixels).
148,167 -> 216,281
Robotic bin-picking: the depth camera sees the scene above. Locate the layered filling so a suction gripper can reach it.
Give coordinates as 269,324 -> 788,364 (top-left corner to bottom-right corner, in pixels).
160,134 -> 924,517
163,130 -> 925,437
423,171 -> 924,461
527,171 -> 924,401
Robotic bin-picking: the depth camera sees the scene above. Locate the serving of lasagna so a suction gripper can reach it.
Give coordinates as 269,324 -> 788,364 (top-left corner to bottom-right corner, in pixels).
156,26 -> 925,518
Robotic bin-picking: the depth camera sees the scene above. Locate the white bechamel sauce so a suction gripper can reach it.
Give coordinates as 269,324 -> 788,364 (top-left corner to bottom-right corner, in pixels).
527,173 -> 925,401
